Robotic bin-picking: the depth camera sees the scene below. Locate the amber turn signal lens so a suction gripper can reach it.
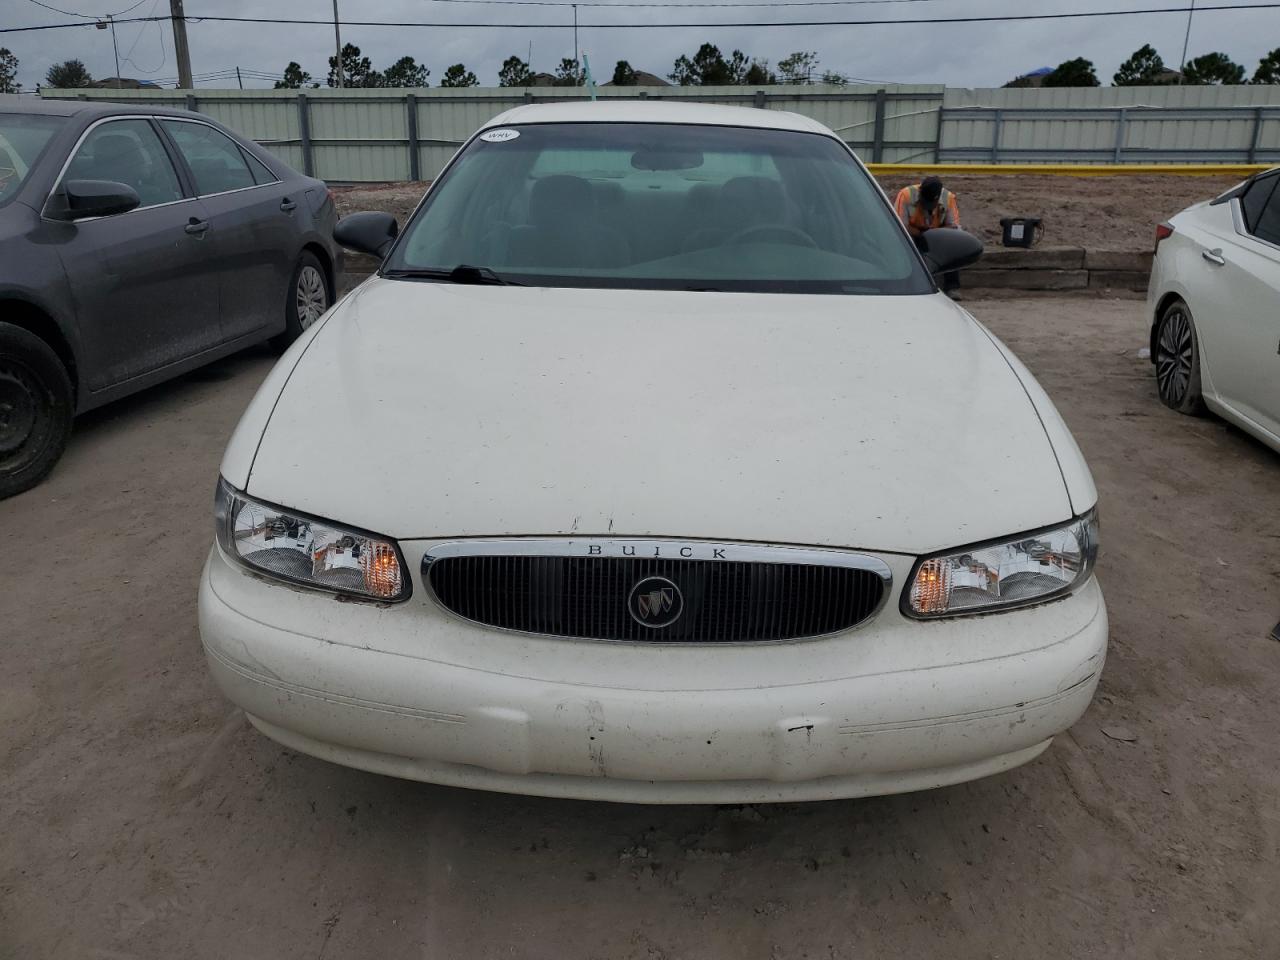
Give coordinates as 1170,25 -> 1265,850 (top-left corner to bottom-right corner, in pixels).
362,542 -> 403,599
909,558 -> 952,614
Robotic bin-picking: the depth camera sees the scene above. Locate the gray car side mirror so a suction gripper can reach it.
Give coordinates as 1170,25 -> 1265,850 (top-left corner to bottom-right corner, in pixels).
53,180 -> 141,220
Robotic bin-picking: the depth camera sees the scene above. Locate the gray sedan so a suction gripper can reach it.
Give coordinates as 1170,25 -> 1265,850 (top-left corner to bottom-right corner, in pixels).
0,98 -> 340,498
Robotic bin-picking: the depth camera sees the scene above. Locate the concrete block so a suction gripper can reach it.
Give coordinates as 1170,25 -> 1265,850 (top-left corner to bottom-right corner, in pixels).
978,246 -> 1085,270
1085,249 -> 1154,272
1088,269 -> 1150,291
965,268 -> 1090,291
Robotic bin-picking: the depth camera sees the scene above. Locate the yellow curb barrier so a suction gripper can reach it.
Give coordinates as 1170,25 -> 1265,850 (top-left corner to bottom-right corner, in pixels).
867,163 -> 1270,178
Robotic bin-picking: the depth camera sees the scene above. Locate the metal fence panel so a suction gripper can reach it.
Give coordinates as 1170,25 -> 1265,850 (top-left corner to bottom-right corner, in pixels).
40,84 -> 1280,179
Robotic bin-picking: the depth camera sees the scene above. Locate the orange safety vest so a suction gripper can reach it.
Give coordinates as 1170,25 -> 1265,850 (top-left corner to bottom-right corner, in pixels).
895,184 -> 961,233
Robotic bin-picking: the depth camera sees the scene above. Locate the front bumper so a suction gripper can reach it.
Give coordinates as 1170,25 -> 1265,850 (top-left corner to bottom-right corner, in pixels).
198,545 -> 1107,803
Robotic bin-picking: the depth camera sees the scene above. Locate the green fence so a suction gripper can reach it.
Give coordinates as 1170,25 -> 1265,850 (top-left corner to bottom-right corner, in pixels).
41,83 -> 1280,182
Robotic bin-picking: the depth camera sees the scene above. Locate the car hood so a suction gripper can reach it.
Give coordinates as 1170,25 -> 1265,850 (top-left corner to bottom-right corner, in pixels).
244,278 -> 1074,554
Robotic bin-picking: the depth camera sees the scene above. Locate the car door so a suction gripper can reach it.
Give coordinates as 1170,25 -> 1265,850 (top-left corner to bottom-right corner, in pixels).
158,119 -> 297,342
1194,174 -> 1280,437
47,117 -> 221,391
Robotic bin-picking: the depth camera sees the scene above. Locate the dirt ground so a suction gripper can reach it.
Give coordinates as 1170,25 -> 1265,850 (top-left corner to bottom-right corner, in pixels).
876,174 -> 1243,250
2,298 -> 1279,958
334,173 -> 1245,252
334,181 -> 430,226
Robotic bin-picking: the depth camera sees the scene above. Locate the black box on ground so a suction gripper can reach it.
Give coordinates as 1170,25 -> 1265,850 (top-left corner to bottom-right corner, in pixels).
1000,217 -> 1043,248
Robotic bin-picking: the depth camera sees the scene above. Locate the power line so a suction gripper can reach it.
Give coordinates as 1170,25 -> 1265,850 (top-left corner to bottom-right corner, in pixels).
24,0 -> 97,17
23,0 -> 148,18
149,66 -> 289,82
119,0 -> 165,74
5,2 -> 1279,32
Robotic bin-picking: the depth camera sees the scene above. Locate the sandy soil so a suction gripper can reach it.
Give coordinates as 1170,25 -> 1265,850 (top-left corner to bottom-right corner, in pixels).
334,173 -> 1245,253
2,300 -> 1279,958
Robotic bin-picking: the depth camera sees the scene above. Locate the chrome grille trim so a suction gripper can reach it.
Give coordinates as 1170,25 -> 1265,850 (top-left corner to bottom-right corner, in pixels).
421,539 -> 892,645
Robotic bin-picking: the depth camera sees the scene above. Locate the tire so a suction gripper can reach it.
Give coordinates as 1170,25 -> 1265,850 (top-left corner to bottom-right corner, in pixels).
1154,299 -> 1207,416
0,322 -> 74,500
271,251 -> 330,352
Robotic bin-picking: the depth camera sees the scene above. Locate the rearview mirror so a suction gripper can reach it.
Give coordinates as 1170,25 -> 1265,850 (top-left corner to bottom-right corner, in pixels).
56,179 -> 141,220
334,211 -> 399,259
919,228 -> 984,275
631,149 -> 703,171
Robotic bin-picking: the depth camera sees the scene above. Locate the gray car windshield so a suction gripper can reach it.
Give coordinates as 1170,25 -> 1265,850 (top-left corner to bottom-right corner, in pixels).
0,113 -> 67,208
386,122 -> 931,295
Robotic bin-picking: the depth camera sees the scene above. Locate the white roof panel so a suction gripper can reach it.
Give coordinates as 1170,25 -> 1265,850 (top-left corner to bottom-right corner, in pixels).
483,99 -> 833,135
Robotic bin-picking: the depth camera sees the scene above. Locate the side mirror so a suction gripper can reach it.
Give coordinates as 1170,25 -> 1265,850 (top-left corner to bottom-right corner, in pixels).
919,228 -> 984,275
334,211 -> 399,259
54,179 -> 141,220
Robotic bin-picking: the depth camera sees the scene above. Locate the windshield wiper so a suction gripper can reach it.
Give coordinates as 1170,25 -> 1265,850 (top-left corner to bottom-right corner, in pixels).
382,264 -> 524,285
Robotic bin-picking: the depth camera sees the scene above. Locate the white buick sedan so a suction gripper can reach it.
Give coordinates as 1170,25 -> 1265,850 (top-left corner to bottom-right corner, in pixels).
199,101 -> 1107,803
1147,169 -> 1280,451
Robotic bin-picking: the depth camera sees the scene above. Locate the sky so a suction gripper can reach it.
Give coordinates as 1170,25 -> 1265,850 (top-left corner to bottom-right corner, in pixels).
4,0 -> 1280,90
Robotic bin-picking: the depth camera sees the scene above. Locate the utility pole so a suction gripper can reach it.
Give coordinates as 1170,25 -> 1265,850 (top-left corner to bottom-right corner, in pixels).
1178,0 -> 1196,82
169,0 -> 193,89
235,66 -> 243,89
103,15 -> 121,83
332,0 -> 344,88
572,4 -> 579,85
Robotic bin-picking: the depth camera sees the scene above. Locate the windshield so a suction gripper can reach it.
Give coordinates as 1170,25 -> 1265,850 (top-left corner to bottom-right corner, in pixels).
0,113 -> 67,208
385,122 -> 931,295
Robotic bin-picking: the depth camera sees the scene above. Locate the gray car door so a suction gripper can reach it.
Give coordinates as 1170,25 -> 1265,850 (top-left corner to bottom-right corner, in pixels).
159,119 -> 296,342
49,117 -> 221,391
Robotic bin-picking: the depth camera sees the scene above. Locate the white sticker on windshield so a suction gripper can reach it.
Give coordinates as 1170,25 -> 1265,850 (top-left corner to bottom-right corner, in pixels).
480,128 -> 520,143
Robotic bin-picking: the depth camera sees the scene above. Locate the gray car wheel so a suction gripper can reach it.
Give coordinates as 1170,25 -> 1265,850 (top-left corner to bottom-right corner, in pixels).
272,252 -> 331,351
1154,299 -> 1206,415
0,322 -> 73,500
296,264 -> 328,331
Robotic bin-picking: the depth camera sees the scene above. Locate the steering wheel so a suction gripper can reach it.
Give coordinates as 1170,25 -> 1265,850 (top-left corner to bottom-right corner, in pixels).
726,224 -> 818,248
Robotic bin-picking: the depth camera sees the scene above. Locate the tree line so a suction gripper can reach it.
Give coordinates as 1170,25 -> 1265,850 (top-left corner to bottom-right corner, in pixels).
6,41 -> 1280,94
273,42 -> 1280,90
270,43 -> 842,89
1012,45 -> 1280,87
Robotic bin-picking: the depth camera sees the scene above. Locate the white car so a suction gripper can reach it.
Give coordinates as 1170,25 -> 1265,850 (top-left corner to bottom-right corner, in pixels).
199,102 -> 1107,804
1147,170 -> 1280,451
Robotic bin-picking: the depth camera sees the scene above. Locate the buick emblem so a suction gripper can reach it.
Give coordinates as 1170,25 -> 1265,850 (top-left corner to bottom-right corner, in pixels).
627,576 -> 684,628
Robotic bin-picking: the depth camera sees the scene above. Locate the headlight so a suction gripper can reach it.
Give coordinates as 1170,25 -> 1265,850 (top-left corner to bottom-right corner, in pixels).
214,478 -> 407,601
905,510 -> 1098,618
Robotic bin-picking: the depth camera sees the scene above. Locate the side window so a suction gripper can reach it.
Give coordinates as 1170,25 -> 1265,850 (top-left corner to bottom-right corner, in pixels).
1252,183 -> 1280,247
242,149 -> 278,185
161,120 -> 255,195
1240,175 -> 1277,235
62,119 -> 183,209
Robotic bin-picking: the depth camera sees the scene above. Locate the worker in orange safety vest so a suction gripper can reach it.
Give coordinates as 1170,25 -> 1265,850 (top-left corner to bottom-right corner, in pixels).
894,176 -> 963,295
894,176 -> 961,236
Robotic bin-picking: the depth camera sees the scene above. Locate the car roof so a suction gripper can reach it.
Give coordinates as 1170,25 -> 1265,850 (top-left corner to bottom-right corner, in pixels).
484,99 -> 833,135
0,95 -> 204,121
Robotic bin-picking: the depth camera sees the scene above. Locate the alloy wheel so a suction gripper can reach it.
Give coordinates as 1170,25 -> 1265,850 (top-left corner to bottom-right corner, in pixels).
1155,307 -> 1194,407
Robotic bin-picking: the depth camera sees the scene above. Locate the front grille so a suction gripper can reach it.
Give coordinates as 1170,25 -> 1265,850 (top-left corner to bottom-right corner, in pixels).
423,541 -> 889,643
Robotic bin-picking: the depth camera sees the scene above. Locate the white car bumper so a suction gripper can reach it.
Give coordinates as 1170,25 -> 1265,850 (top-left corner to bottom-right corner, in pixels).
198,544 -> 1107,804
